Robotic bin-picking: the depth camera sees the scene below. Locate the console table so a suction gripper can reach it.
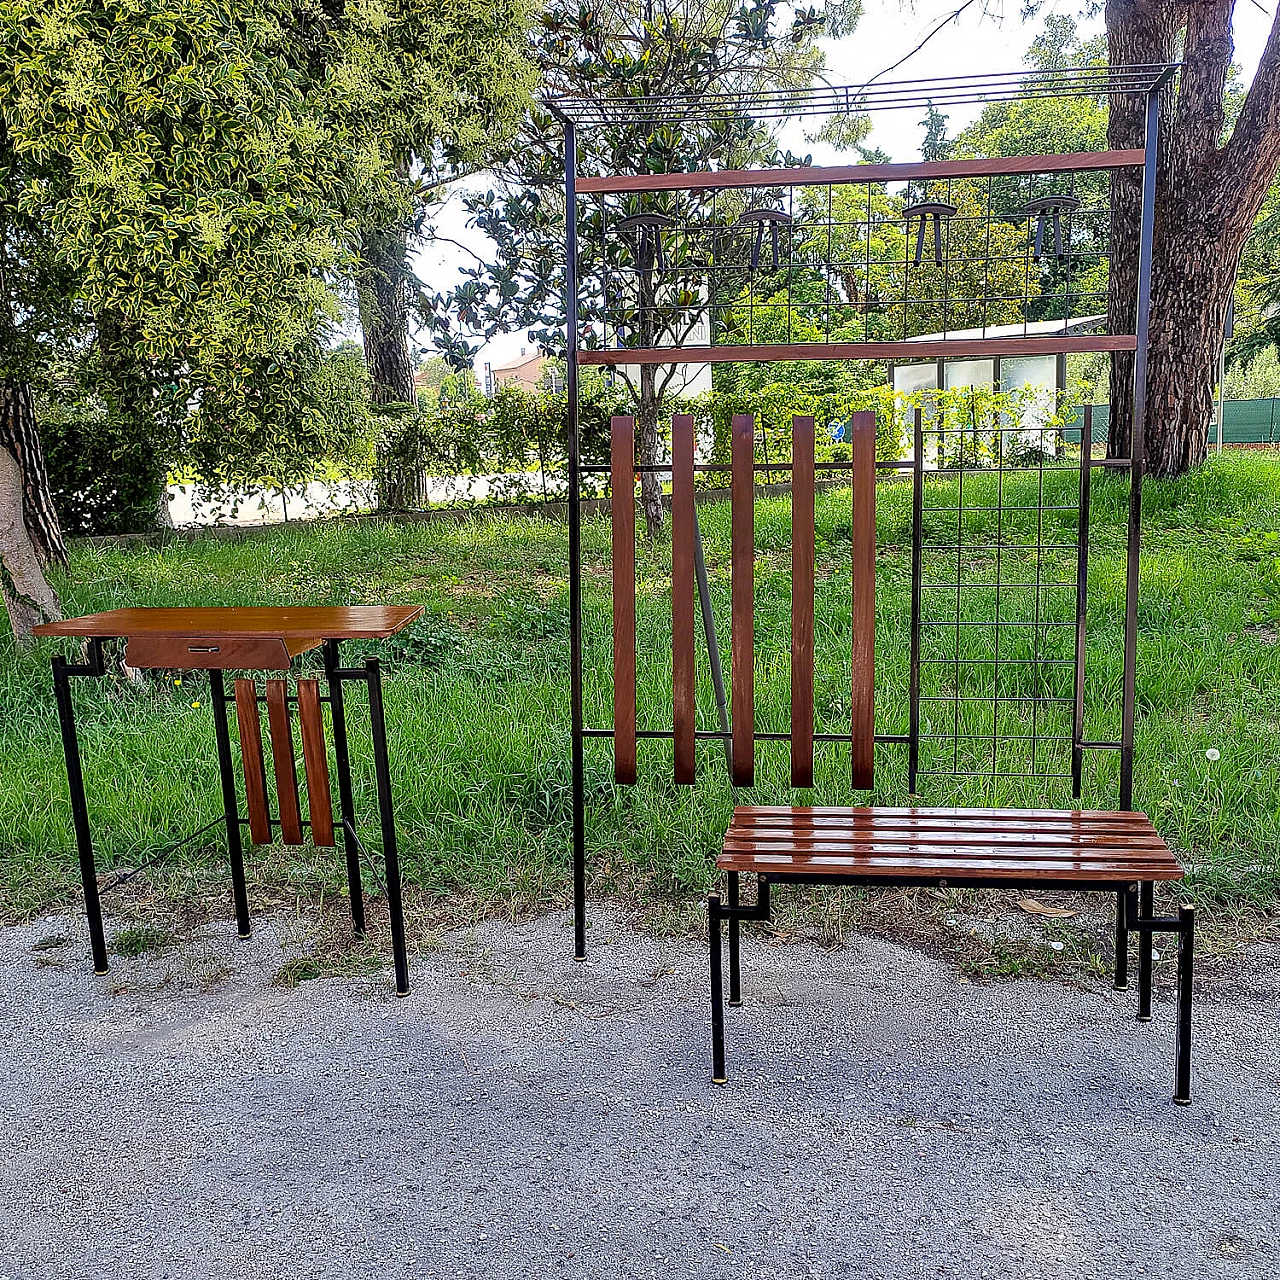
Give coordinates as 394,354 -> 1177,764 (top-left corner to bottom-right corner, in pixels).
34,606 -> 423,994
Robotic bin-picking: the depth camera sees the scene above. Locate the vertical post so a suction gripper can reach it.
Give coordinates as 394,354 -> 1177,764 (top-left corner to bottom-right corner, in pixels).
1137,879 -> 1154,1022
908,407 -> 924,795
208,669 -> 251,939
52,652 -> 109,975
1174,903 -> 1194,1105
1120,89 -> 1159,812
324,640 -> 365,934
709,894 -> 726,1084
565,119 -> 586,961
366,658 -> 409,996
1072,406 -> 1093,800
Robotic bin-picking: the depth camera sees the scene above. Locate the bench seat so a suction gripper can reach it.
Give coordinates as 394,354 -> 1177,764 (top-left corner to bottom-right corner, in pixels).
718,806 -> 1185,884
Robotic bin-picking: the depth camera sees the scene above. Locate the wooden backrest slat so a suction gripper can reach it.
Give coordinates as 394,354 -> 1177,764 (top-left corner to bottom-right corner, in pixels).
671,413 -> 696,784
296,678 -> 335,847
611,415 -> 637,784
790,415 -> 815,788
850,409 -> 876,789
234,678 -> 271,846
731,413 -> 755,786
265,678 -> 304,846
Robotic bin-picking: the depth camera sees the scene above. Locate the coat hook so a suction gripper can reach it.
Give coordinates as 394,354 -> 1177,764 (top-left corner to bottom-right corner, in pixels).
902,201 -> 957,266
734,208 -> 793,271
1024,195 -> 1082,262
616,213 -> 674,272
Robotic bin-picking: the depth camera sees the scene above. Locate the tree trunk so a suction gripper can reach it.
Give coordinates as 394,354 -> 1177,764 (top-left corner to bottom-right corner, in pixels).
359,211 -> 426,512
637,363 -> 664,539
1107,0 -> 1280,473
0,382 -> 62,642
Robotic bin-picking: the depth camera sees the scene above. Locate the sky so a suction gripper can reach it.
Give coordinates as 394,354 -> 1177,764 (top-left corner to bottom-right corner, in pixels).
407,0 -> 1278,376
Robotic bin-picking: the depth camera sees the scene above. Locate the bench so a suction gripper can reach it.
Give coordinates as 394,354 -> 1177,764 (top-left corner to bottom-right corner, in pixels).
602,407 -> 1194,1104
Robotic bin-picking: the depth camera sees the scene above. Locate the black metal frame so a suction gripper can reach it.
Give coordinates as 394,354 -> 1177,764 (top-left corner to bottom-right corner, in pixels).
555,71 -> 1194,1102
50,637 -> 409,995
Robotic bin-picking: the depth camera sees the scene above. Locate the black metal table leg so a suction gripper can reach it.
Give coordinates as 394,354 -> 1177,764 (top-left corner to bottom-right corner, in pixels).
366,658 -> 409,996
208,669 -> 251,938
324,640 -> 365,935
51,650 -> 109,975
709,893 -> 726,1083
727,870 -> 742,1006
1174,903 -> 1195,1104
1114,888 -> 1129,991
1137,880 -> 1154,1021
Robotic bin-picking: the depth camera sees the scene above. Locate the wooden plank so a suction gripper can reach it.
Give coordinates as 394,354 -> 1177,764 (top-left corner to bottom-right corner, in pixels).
731,413 -> 755,787
576,336 -> 1137,366
124,634 -> 308,671
235,678 -> 271,846
734,805 -> 1154,822
720,843 -> 1178,869
611,416 -> 637,785
790,414 -> 815,788
671,413 -> 696,785
850,410 -> 876,790
265,679 -> 303,846
735,814 -> 1160,835
726,831 -> 1170,851
296,679 -> 335,848
575,150 -> 1146,194
716,851 -> 1185,880
36,605 -> 423,641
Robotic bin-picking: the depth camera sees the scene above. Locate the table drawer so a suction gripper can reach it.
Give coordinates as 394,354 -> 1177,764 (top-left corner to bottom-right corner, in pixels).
124,634 -> 320,671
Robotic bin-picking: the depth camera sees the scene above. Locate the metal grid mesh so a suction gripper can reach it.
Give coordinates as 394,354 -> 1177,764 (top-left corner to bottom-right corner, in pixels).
547,64 -> 1177,127
914,417 -> 1085,781
584,169 -> 1115,352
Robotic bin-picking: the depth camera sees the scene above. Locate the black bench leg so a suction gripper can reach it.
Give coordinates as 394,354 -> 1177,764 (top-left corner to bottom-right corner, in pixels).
1137,881 -> 1154,1022
728,871 -> 742,1006
709,894 -> 727,1084
1174,903 -> 1195,1105
1114,889 -> 1129,991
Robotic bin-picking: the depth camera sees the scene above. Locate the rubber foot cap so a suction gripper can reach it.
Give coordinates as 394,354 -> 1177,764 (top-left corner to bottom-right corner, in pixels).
728,1000 -> 743,1008
395,989 -> 410,998
712,1077 -> 728,1085
1114,982 -> 1129,991
574,954 -> 586,962
94,969 -> 109,976
238,933 -> 251,940
1173,1096 -> 1191,1106
1137,1014 -> 1153,1023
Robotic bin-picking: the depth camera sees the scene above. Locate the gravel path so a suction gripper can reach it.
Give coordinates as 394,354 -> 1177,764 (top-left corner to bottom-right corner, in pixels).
2,907 -> 1277,1280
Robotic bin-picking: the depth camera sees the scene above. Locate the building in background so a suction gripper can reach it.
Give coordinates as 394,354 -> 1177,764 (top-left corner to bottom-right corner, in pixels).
484,348 -> 561,395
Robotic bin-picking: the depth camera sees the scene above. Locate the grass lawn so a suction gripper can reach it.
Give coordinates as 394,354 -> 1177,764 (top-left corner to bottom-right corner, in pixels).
3,451 -> 1280,971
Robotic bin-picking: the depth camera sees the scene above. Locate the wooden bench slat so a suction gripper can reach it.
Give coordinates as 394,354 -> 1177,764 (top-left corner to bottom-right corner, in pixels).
727,830 -> 1169,850
723,841 -> 1173,866
296,678 -> 335,848
850,410 -> 876,790
718,850 -> 1184,879
266,678 -> 304,846
790,414 -> 815,788
235,678 -> 271,846
737,805 -> 1152,821
731,413 -> 755,786
611,415 -> 637,785
736,818 -> 1159,838
672,413 -> 696,785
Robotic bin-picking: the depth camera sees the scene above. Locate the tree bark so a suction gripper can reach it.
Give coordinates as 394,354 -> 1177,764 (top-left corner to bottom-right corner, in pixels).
1107,0 -> 1280,475
358,208 -> 427,511
0,382 -> 63,642
636,363 -> 664,539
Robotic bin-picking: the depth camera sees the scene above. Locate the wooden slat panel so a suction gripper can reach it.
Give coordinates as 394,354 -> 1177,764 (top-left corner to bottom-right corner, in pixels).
576,150 -> 1147,194
296,679 -> 334,848
577,336 -> 1138,366
722,841 -> 1176,865
734,812 -> 1158,834
37,605 -> 422,640
265,679 -> 303,846
728,831 -> 1169,851
790,414 -> 815,788
850,410 -> 876,790
731,413 -> 755,787
235,678 -> 271,846
671,413 -> 696,785
611,416 -> 637,784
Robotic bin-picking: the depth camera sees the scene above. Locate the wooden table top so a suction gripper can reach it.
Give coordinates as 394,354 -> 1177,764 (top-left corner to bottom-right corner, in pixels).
33,606 -> 424,641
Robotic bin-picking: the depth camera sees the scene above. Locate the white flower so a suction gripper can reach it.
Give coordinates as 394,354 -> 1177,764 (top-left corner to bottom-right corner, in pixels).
1049,941 -> 1065,952
1206,748 -> 1220,762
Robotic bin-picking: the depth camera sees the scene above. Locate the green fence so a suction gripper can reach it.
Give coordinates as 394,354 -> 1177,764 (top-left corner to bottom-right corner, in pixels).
1065,399 -> 1280,445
